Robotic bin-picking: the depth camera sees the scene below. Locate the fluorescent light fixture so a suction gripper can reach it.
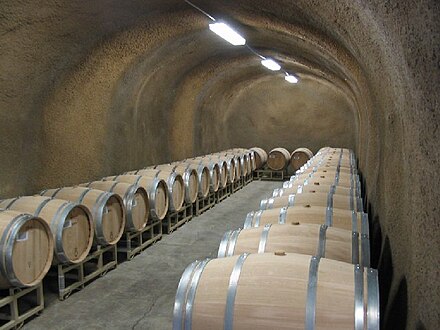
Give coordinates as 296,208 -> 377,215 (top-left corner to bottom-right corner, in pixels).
208,22 -> 246,46
285,74 -> 299,84
261,58 -> 281,71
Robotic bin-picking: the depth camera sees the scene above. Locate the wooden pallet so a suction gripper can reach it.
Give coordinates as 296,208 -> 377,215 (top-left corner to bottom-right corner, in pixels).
0,284 -> 44,330
117,221 -> 163,261
232,178 -> 244,193
194,192 -> 216,216
162,204 -> 193,234
215,185 -> 231,204
243,173 -> 253,185
46,245 -> 117,300
253,169 -> 288,181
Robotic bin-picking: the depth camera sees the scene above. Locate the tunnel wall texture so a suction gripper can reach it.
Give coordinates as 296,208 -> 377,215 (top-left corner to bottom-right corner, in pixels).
1,1 -> 439,328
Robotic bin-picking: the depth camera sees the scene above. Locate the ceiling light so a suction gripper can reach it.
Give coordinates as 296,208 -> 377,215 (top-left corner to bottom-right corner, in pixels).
208,22 -> 246,46
285,74 -> 299,84
261,58 -> 281,71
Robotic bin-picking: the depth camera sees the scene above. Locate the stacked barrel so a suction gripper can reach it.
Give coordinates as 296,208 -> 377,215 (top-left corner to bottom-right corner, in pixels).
0,147 -> 260,293
264,147 -> 314,172
173,147 -> 379,329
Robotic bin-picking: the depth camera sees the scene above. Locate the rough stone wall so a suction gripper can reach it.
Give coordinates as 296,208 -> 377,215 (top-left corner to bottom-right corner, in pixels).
0,0 -> 438,328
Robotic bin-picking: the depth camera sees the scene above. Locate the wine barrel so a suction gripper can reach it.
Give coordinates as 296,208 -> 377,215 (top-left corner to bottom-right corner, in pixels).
244,205 -> 369,234
274,183 -> 358,198
267,147 -> 291,170
298,164 -> 357,176
218,223 -> 369,267
185,159 -> 220,192
133,169 -> 185,212
40,187 -> 125,246
173,253 -> 379,330
289,172 -> 362,193
155,164 -> 199,204
80,181 -> 149,232
207,158 -> 228,189
260,191 -> 363,212
104,174 -> 169,221
250,147 -> 268,169
172,162 -> 210,198
225,153 -> 248,177
209,155 -> 236,184
0,209 -> 54,288
0,196 -> 93,264
290,148 -> 314,172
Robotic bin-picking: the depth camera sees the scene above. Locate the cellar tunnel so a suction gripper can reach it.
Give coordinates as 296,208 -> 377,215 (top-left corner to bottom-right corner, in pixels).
1,0 -> 439,328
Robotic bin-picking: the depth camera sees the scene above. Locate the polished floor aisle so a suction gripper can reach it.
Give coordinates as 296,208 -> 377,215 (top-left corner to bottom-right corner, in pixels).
24,181 -> 280,330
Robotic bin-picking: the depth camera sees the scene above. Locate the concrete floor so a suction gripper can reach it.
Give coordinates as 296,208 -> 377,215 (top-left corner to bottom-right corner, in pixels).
24,181 -> 280,330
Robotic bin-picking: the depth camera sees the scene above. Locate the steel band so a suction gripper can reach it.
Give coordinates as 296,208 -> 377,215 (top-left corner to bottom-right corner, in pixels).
254,210 -> 263,227
361,213 -> 369,236
356,196 -> 363,211
351,210 -> 359,232
227,229 -> 241,257
258,224 -> 271,253
354,265 -> 364,330
267,198 -> 275,209
279,207 -> 288,224
77,188 -> 92,204
325,206 -> 333,227
218,230 -> 233,258
0,214 -> 25,286
350,193 -> 354,211
287,194 -> 296,207
1,197 -> 19,210
243,211 -> 255,229
305,256 -> 320,329
225,254 -> 249,330
361,234 -> 371,268
272,189 -> 280,197
367,268 -> 380,329
327,192 -> 334,210
317,225 -> 328,258
184,259 -> 210,330
48,187 -> 63,198
297,184 -> 304,193
55,202 -> 77,263
352,231 -> 360,264
260,199 -> 268,210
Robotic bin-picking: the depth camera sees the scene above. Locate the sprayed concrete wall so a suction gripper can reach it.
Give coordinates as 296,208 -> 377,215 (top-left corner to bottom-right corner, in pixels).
0,0 -> 439,328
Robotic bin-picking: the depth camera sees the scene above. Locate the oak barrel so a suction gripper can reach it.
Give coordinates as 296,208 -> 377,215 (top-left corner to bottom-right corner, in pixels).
185,159 -> 220,192
267,147 -> 291,170
218,223 -> 369,267
173,253 -> 379,330
244,205 -> 369,234
132,169 -> 185,212
260,191 -> 363,212
273,183 -> 358,198
0,196 -> 93,264
104,174 -> 169,221
0,209 -> 54,288
250,147 -> 268,169
40,187 -> 125,246
81,181 -> 149,232
155,164 -> 199,204
288,173 -> 361,193
290,147 -> 314,171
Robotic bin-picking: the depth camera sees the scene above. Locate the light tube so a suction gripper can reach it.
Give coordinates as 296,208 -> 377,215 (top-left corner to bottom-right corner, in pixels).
261,58 -> 281,71
208,22 -> 246,46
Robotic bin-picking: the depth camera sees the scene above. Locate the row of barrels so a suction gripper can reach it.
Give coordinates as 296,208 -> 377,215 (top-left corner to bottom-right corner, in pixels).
251,147 -> 316,172
173,147 -> 379,329
0,148 -> 259,289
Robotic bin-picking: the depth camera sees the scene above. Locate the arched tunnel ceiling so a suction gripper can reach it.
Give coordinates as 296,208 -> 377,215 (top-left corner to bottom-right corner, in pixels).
1,1 -> 439,328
